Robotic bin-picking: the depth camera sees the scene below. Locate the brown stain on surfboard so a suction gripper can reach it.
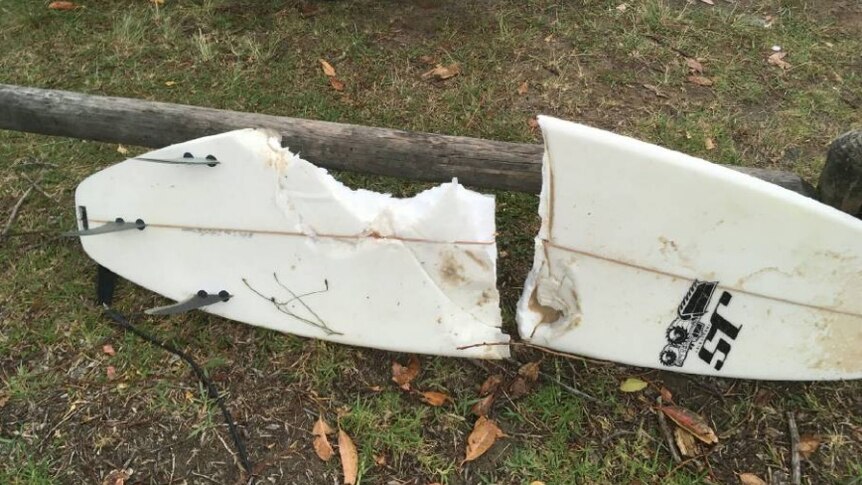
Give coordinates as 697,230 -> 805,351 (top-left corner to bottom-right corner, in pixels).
439,252 -> 467,285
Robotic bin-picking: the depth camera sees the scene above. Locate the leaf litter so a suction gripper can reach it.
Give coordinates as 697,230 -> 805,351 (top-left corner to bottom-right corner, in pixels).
338,429 -> 358,485
312,416 -> 335,461
463,416 -> 505,463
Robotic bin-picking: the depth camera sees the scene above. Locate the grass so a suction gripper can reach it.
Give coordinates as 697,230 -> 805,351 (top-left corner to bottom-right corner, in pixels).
1,0 -> 861,484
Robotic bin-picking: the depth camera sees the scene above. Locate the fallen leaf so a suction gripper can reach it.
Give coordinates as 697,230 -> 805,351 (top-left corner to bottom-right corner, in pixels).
517,81 -> 529,95
660,405 -> 718,444
48,1 -> 77,10
374,454 -> 386,466
106,366 -> 117,381
528,116 -> 540,133
687,75 -> 714,87
705,137 -> 716,151
116,146 -> 128,156
101,469 -> 130,485
530,482 -> 547,485
660,386 -> 673,403
0,393 -> 9,409
619,377 -> 648,393
419,391 -> 450,407
518,361 -> 540,382
319,59 -> 336,77
164,81 -> 177,87
767,52 -> 792,70
798,435 -> 820,459
471,394 -> 495,417
392,355 -> 420,390
700,0 -> 715,5
674,427 -> 701,457
739,473 -> 767,485
369,385 -> 382,392
102,344 -> 116,356
419,55 -> 436,65
479,374 -> 503,396
686,57 -> 704,74
421,63 -> 460,81
508,376 -> 530,399
463,417 -> 504,463
615,3 -> 627,12
338,429 -> 358,485
312,417 -> 335,461
329,78 -> 345,92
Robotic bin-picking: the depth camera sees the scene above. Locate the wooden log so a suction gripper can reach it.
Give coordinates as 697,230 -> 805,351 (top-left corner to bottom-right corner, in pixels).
819,131 -> 862,217
0,84 -> 815,196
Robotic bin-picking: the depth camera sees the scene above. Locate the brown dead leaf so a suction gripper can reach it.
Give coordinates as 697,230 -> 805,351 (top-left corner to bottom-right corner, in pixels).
705,137 -> 716,151
48,1 -> 77,10
419,55 -> 436,65
660,386 -> 673,403
329,78 -> 345,92
687,75 -> 714,87
106,366 -> 117,381
319,59 -> 336,77
518,361 -> 540,382
517,81 -> 529,96
0,393 -> 9,409
421,63 -> 460,81
798,435 -> 820,459
530,482 -> 547,485
374,454 -> 387,466
102,344 -> 116,356
312,417 -> 335,461
660,405 -> 718,444
508,376 -> 530,399
767,52 -> 792,70
101,469 -> 130,485
392,355 -> 420,390
686,58 -> 704,74
528,116 -> 540,133
338,429 -> 358,485
463,417 -> 504,463
471,394 -> 495,417
739,473 -> 767,485
479,374 -> 503,396
674,427 -> 701,457
419,391 -> 450,407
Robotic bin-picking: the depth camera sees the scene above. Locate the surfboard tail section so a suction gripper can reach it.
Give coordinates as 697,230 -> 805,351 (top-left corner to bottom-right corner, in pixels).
74,129 -> 510,358
517,115 -> 862,380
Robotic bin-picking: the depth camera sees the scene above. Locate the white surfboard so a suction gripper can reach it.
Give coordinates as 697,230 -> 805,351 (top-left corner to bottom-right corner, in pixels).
517,116 -> 862,380
74,129 -> 509,359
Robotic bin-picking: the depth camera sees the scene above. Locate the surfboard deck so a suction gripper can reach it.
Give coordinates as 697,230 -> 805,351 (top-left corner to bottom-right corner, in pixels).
516,116 -> 862,380
74,129 -> 509,359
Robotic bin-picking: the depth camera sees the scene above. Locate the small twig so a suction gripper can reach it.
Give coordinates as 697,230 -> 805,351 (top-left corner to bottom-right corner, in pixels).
19,172 -> 57,201
788,411 -> 801,485
657,396 -> 682,463
536,369 -> 600,403
1,185 -> 34,240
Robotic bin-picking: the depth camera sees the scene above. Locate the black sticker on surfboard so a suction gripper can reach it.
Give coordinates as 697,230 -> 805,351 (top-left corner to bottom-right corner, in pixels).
659,280 -> 742,371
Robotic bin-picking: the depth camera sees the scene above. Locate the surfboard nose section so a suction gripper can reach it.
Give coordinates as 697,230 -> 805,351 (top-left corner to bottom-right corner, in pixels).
517,115 -> 862,380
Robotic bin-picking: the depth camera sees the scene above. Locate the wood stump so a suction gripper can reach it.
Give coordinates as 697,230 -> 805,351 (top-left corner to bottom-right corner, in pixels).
819,130 -> 862,218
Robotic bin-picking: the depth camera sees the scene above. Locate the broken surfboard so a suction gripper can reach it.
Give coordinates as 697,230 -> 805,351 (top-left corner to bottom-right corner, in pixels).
73,129 -> 509,358
517,116 -> 862,380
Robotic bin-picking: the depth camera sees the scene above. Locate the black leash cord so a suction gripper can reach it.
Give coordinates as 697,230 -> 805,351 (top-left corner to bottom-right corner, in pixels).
101,307 -> 253,476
